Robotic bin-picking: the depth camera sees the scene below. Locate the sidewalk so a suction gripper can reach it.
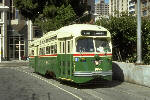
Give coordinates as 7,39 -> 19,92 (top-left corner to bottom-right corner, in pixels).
0,60 -> 29,67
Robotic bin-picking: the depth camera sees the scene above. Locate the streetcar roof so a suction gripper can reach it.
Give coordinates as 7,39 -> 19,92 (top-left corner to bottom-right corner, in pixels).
56,24 -> 109,38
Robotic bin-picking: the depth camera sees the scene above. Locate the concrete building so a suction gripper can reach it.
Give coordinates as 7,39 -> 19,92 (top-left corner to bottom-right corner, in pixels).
128,0 -> 150,17
95,0 -> 109,20
0,0 -> 42,61
109,0 -> 128,16
0,0 -> 9,61
128,0 -> 136,15
81,0 -> 95,14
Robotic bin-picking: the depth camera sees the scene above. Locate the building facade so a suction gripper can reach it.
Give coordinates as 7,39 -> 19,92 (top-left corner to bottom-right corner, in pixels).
95,0 -> 109,20
109,0 -> 150,17
0,0 -> 9,61
0,0 -> 42,61
109,0 -> 128,16
128,0 -> 150,17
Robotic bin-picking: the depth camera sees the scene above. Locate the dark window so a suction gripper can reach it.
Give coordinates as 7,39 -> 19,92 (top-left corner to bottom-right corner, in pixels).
0,11 -> 1,19
143,10 -> 147,16
46,46 -> 50,54
76,38 -> 94,52
60,42 -> 61,53
63,42 -> 65,53
67,41 -> 70,53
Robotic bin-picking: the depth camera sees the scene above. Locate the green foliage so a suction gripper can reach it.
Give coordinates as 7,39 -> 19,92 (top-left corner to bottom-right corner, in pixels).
142,17 -> 150,64
34,4 -> 76,33
14,0 -> 87,32
95,13 -> 150,64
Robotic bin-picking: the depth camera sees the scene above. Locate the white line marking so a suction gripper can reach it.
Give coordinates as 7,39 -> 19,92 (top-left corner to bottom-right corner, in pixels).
12,68 -> 82,100
82,89 -> 103,100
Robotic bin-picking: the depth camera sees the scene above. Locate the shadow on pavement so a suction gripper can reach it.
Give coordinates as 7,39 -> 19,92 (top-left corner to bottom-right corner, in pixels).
33,62 -> 125,89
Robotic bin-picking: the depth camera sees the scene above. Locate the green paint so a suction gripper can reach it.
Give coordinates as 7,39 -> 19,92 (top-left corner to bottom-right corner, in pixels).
30,55 -> 112,83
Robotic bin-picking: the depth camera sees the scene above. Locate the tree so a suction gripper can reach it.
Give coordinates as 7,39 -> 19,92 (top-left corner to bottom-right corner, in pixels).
14,0 -> 87,32
34,4 -> 76,32
95,13 -> 150,64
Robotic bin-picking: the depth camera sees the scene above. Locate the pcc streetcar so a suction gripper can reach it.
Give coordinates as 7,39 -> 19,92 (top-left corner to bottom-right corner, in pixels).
29,24 -> 112,83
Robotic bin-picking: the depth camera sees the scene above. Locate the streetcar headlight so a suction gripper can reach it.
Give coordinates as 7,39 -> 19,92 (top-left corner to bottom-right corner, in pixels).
95,61 -> 99,65
94,60 -> 103,66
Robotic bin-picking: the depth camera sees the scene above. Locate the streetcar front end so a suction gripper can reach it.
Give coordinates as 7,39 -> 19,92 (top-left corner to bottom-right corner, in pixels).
72,30 -> 112,83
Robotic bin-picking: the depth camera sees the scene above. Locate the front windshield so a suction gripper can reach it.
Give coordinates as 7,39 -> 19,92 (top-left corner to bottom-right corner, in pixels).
76,38 -> 94,52
95,38 -> 111,52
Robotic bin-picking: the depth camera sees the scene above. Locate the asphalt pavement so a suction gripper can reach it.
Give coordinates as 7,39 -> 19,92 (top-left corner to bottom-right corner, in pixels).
0,64 -> 150,100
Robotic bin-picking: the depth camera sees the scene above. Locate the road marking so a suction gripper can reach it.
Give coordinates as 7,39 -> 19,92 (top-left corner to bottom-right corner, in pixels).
11,67 -> 82,100
82,89 -> 103,100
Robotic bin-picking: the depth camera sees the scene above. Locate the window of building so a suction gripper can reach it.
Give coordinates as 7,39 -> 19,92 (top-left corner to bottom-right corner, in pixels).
15,9 -> 19,19
143,10 -> 147,16
143,1 -> 147,7
0,0 -> 2,3
33,27 -> 42,38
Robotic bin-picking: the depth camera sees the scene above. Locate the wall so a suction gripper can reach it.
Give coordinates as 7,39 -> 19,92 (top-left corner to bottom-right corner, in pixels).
112,61 -> 150,87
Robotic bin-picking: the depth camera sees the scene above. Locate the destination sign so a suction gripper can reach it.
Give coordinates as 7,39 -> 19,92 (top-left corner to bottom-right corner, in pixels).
81,30 -> 107,36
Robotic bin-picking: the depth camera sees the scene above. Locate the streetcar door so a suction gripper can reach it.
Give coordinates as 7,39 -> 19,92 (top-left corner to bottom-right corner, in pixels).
66,39 -> 73,79
58,38 -> 73,79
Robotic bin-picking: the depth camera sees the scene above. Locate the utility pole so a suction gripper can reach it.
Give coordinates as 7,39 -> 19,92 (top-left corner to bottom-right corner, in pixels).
136,0 -> 142,64
0,34 -> 1,62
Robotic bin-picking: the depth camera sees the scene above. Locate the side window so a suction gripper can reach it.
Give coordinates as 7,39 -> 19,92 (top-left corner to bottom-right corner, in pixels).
60,42 -> 61,53
63,42 -> 65,53
46,46 -> 50,54
43,47 -> 45,55
39,48 -> 45,55
59,41 -> 65,54
51,45 -> 54,54
32,50 -> 34,56
67,41 -> 70,53
39,48 -> 41,55
54,44 -> 57,54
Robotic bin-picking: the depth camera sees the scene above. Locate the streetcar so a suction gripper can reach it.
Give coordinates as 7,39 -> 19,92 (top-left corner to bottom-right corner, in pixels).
29,24 -> 112,83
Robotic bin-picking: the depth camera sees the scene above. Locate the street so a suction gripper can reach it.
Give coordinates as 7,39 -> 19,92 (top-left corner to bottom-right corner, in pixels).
0,66 -> 150,100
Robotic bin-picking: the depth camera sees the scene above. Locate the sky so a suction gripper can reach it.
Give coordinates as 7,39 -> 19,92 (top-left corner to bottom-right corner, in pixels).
95,0 -> 109,4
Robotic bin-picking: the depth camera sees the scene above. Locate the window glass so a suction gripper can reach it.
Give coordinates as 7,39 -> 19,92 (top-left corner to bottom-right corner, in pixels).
95,38 -> 111,52
31,50 -> 34,56
51,45 -> 54,54
67,41 -> 70,53
0,11 -> 1,19
46,46 -> 50,54
63,42 -> 65,53
54,45 -> 57,54
60,42 -> 61,53
76,38 -> 94,52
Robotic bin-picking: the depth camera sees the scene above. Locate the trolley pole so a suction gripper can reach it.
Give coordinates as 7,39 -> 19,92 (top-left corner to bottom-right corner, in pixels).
136,0 -> 142,64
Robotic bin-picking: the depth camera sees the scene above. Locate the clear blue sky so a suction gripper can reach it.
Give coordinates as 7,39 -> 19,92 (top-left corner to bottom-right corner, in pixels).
95,0 -> 109,3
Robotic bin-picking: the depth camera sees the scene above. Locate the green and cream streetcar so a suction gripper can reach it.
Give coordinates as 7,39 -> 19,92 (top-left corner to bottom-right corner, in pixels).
29,24 -> 112,83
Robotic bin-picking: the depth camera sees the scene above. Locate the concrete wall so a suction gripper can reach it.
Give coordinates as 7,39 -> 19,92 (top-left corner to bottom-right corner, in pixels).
112,61 -> 150,87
